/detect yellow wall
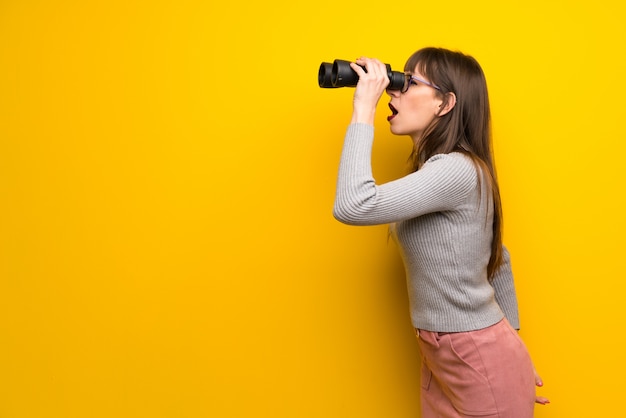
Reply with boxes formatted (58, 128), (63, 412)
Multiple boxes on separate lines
(1, 1), (624, 417)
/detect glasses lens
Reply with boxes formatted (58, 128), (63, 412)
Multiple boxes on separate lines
(402, 74), (410, 93)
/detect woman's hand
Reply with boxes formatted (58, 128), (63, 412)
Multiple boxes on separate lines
(533, 365), (550, 405)
(350, 57), (390, 125)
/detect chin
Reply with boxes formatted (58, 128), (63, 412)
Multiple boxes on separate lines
(389, 122), (421, 139)
(389, 124), (410, 137)
(388, 123), (404, 135)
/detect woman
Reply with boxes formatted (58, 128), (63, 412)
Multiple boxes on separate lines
(332, 47), (549, 417)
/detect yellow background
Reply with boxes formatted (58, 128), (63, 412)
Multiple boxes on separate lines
(1, 1), (624, 417)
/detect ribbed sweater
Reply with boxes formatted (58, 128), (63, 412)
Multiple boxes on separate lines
(333, 124), (519, 332)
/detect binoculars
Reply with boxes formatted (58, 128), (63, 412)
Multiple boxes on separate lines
(318, 59), (405, 90)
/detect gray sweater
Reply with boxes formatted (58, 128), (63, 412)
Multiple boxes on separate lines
(333, 124), (519, 332)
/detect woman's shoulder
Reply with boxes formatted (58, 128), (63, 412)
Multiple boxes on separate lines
(424, 152), (476, 175)
(417, 152), (479, 195)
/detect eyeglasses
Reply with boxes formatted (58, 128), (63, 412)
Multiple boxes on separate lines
(401, 74), (441, 94)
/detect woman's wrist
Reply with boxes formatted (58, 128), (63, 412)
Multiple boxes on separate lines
(350, 107), (376, 125)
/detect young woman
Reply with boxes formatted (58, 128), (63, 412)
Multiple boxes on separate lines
(333, 47), (549, 417)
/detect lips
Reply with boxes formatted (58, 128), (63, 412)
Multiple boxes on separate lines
(387, 103), (398, 122)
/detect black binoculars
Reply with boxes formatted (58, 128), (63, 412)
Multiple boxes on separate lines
(318, 59), (405, 90)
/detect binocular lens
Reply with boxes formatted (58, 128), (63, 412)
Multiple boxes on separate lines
(318, 59), (405, 91)
(318, 62), (336, 88)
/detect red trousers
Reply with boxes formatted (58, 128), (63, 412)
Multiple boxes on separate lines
(416, 319), (536, 417)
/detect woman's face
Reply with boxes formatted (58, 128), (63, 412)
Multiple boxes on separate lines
(386, 66), (443, 142)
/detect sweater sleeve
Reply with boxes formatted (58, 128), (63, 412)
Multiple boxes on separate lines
(490, 246), (520, 329)
(333, 123), (477, 226)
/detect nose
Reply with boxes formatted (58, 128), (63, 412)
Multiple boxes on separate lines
(386, 88), (400, 98)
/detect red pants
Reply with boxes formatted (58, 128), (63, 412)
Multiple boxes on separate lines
(416, 319), (536, 417)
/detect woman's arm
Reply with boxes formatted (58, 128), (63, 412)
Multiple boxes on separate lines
(490, 246), (520, 329)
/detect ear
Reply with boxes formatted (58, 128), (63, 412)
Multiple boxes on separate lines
(437, 92), (457, 117)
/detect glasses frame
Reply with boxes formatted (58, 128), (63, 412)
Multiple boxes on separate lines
(401, 74), (441, 94)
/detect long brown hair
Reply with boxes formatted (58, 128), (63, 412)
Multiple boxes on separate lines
(405, 47), (503, 279)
